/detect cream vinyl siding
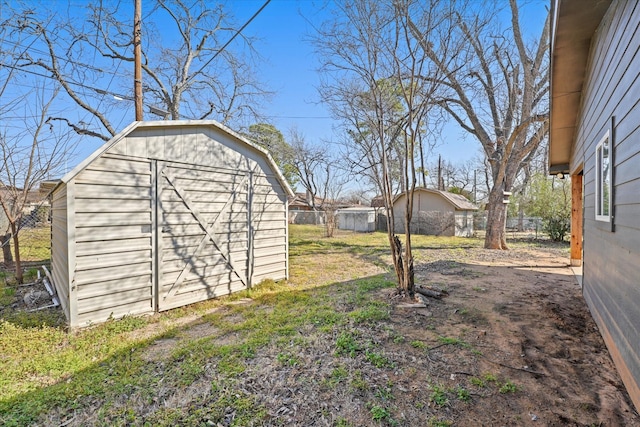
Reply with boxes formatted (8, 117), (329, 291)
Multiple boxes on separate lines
(50, 121), (292, 327)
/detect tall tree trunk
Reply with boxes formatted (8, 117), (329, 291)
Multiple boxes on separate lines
(485, 184), (509, 250)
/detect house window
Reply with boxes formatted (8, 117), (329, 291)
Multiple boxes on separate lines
(595, 130), (611, 222)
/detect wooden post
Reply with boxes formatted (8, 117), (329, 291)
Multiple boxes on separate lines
(571, 173), (583, 266)
(134, 0), (143, 121)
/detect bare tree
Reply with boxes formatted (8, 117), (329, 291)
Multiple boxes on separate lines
(5, 0), (269, 141)
(313, 0), (447, 297)
(289, 129), (346, 237)
(0, 86), (73, 283)
(405, 0), (550, 249)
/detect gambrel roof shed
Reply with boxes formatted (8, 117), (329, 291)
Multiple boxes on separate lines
(50, 121), (294, 327)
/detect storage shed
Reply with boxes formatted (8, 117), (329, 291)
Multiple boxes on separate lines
(49, 121), (294, 327)
(336, 207), (376, 232)
(392, 188), (478, 237)
(550, 0), (640, 410)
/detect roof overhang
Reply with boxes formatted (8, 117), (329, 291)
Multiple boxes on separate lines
(549, 0), (612, 174)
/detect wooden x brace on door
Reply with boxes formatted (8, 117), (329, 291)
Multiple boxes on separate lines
(161, 167), (249, 301)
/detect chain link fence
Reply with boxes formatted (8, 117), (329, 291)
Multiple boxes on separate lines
(473, 211), (545, 238)
(1, 201), (51, 265)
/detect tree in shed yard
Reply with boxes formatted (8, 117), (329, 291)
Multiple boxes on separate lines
(245, 123), (298, 190)
(313, 0), (448, 297)
(0, 86), (73, 283)
(404, 0), (550, 249)
(5, 0), (269, 141)
(289, 128), (347, 237)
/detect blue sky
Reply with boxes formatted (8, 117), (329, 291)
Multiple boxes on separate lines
(2, 0), (550, 189)
(232, 0), (549, 171)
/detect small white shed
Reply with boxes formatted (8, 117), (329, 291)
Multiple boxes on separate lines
(49, 121), (294, 327)
(336, 207), (376, 232)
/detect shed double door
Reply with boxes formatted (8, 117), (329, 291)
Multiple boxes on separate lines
(155, 161), (250, 311)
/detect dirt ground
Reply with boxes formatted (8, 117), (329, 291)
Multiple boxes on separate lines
(238, 243), (640, 426)
(388, 245), (640, 426)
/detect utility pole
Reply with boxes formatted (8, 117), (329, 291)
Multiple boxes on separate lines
(437, 155), (443, 191)
(134, 0), (143, 121)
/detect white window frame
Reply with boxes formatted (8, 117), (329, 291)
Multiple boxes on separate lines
(595, 130), (612, 222)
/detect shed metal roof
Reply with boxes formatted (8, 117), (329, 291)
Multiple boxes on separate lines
(393, 188), (478, 211)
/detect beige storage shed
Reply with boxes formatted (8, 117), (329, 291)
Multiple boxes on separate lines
(392, 188), (478, 237)
(49, 121), (293, 327)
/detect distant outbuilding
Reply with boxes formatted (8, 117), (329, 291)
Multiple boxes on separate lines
(336, 207), (376, 232)
(48, 121), (293, 327)
(391, 188), (478, 237)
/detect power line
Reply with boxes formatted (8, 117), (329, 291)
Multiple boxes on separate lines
(0, 61), (131, 100)
(267, 115), (331, 119)
(185, 0), (271, 85)
(2, 39), (130, 80)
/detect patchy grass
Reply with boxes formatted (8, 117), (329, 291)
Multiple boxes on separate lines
(0, 226), (404, 425)
(1, 224), (629, 427)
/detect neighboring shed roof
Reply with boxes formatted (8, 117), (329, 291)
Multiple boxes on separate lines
(54, 120), (294, 197)
(336, 207), (376, 213)
(393, 188), (478, 211)
(288, 192), (325, 210)
(549, 0), (612, 174)
(371, 196), (385, 208)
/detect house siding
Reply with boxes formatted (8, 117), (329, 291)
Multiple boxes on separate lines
(572, 0), (640, 406)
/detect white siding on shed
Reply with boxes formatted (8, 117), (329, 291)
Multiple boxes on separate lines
(50, 121), (292, 327)
(336, 208), (376, 232)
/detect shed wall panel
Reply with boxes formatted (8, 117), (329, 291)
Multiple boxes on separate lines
(76, 300), (153, 326)
(50, 185), (70, 321)
(71, 155), (154, 326)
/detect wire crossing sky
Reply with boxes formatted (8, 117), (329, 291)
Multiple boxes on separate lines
(1, 0), (549, 188)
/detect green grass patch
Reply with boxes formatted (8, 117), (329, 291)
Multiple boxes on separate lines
(410, 340), (427, 349)
(277, 352), (299, 367)
(349, 301), (391, 324)
(335, 417), (354, 427)
(456, 386), (471, 402)
(350, 370), (369, 392)
(369, 404), (394, 423)
(429, 384), (450, 407)
(436, 336), (470, 348)
(325, 365), (349, 388)
(499, 380), (518, 394)
(428, 419), (453, 427)
(335, 331), (361, 357)
(365, 350), (394, 368)
(0, 282), (16, 306)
